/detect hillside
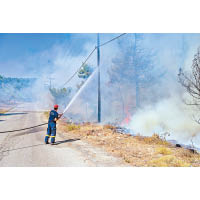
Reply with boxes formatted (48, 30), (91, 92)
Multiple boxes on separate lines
(0, 75), (36, 103)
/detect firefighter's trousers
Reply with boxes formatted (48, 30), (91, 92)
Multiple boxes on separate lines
(45, 122), (56, 144)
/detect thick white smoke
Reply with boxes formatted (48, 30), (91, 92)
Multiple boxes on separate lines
(127, 95), (200, 146)
(126, 34), (200, 148)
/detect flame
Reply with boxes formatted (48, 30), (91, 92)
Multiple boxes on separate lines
(121, 105), (131, 125)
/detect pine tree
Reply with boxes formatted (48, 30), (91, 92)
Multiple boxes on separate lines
(107, 34), (159, 121)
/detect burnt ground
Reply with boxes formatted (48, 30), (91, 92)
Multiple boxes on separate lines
(58, 121), (200, 167)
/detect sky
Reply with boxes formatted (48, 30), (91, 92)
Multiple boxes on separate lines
(0, 34), (68, 61)
(0, 33), (200, 80)
(0, 33), (96, 78)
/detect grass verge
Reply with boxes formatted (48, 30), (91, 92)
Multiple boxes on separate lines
(60, 122), (200, 166)
(43, 112), (200, 167)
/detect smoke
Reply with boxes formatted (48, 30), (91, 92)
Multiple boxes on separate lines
(126, 34), (200, 147)
(128, 95), (200, 145)
(2, 33), (200, 147)
(0, 34), (97, 111)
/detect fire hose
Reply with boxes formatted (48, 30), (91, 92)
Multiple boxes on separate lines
(0, 123), (48, 134)
(0, 113), (64, 134)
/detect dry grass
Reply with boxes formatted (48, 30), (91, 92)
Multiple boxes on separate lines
(0, 109), (8, 114)
(44, 111), (49, 119)
(58, 122), (200, 167)
(42, 113), (200, 167)
(64, 124), (80, 131)
(156, 147), (172, 155)
(135, 133), (169, 146)
(103, 124), (116, 130)
(149, 155), (190, 167)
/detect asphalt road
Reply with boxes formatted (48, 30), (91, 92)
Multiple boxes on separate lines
(0, 103), (128, 167)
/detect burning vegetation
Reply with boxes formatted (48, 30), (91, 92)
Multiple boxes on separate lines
(55, 118), (200, 167)
(42, 34), (200, 167)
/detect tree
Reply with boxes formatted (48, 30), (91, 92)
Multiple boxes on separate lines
(49, 87), (72, 105)
(179, 47), (200, 107)
(107, 34), (158, 121)
(78, 64), (93, 79)
(76, 63), (93, 91)
(0, 76), (36, 102)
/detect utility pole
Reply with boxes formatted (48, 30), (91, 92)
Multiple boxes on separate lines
(86, 102), (88, 122)
(134, 33), (139, 108)
(97, 33), (101, 123)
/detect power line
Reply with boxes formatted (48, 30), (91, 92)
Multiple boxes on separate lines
(62, 47), (97, 87)
(98, 33), (127, 47)
(61, 33), (127, 87)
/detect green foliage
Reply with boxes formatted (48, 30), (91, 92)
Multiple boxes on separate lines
(49, 87), (72, 103)
(50, 87), (71, 98)
(0, 76), (35, 89)
(0, 76), (36, 102)
(78, 64), (93, 79)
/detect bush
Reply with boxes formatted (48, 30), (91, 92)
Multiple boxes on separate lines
(49, 87), (72, 104)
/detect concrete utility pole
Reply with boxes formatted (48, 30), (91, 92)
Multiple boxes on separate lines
(97, 33), (101, 123)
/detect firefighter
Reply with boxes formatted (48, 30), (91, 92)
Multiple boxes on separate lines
(45, 104), (63, 145)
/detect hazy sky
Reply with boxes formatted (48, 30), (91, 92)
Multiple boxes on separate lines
(0, 33), (200, 79)
(0, 33), (96, 77)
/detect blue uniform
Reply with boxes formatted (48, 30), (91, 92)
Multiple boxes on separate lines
(45, 110), (59, 144)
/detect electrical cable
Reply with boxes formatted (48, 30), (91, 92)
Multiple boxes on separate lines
(61, 33), (127, 87)
(62, 47), (97, 87)
(0, 34), (127, 134)
(98, 33), (127, 47)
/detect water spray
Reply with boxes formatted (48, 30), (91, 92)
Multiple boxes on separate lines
(62, 68), (98, 115)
